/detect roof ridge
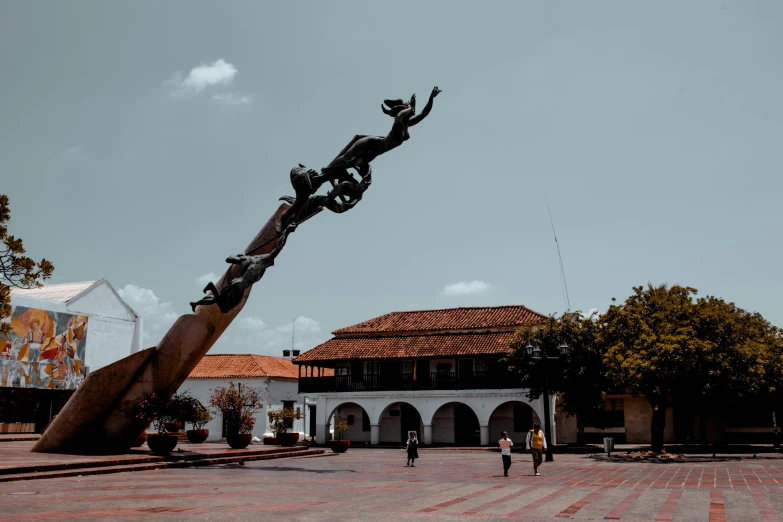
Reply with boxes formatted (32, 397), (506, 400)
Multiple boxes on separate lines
(32, 280), (98, 289)
(385, 304), (540, 315)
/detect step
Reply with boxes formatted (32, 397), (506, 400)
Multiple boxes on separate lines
(0, 449), (325, 483)
(0, 445), (311, 476)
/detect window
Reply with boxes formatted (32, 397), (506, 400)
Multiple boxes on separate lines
(474, 359), (489, 374)
(366, 361), (380, 375)
(401, 360), (414, 376)
(586, 399), (624, 428)
(336, 367), (349, 376)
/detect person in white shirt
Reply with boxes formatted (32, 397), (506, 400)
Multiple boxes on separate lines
(498, 431), (514, 476)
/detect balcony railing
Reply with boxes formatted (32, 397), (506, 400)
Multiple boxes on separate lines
(298, 371), (519, 394)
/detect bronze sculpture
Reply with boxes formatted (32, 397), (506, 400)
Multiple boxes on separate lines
(34, 86), (439, 454)
(192, 86), (440, 314)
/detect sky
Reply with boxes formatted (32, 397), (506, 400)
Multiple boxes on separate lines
(1, 1), (781, 356)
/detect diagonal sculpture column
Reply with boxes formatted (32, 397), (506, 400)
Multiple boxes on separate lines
(32, 204), (290, 454)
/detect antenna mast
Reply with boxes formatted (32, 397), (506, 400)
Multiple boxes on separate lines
(545, 193), (571, 312)
(291, 317), (296, 351)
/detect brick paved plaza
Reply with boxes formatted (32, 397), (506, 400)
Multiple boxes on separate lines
(2, 450), (783, 521)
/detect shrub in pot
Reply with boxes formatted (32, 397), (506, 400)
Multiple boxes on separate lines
(329, 418), (350, 453)
(209, 381), (265, 449)
(262, 436), (278, 445)
(268, 407), (302, 447)
(185, 400), (213, 443)
(134, 392), (178, 454)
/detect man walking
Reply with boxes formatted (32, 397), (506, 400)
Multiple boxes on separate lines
(525, 423), (547, 476)
(498, 431), (513, 476)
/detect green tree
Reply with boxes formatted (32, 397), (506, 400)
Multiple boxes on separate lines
(0, 194), (55, 337)
(505, 312), (606, 443)
(601, 284), (777, 451)
(687, 295), (778, 445)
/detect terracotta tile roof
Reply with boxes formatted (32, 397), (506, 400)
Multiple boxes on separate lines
(332, 305), (547, 336)
(294, 332), (516, 363)
(11, 281), (99, 303)
(188, 354), (315, 379)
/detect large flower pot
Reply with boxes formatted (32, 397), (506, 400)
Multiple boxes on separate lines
(329, 440), (350, 453)
(132, 431), (148, 448)
(186, 429), (209, 444)
(164, 422), (183, 433)
(226, 433), (253, 449)
(147, 433), (178, 454)
(276, 432), (300, 447)
(262, 437), (277, 445)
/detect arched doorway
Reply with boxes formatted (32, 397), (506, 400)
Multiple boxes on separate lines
(431, 402), (480, 446)
(488, 401), (541, 444)
(378, 402), (423, 444)
(328, 402), (372, 444)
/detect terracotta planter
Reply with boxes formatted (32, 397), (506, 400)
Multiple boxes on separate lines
(329, 440), (350, 453)
(262, 437), (278, 445)
(164, 422), (183, 433)
(132, 431), (148, 448)
(276, 432), (300, 447)
(226, 433), (253, 449)
(147, 433), (178, 454)
(186, 429), (209, 443)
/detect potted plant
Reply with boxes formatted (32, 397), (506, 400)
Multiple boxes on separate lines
(185, 400), (213, 443)
(209, 382), (264, 449)
(164, 392), (191, 433)
(329, 417), (350, 453)
(268, 407), (303, 446)
(134, 392), (178, 454)
(262, 435), (278, 445)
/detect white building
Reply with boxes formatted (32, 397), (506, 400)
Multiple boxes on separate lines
(8, 279), (143, 378)
(294, 306), (554, 447)
(179, 354), (320, 441)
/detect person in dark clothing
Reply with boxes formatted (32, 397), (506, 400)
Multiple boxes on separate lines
(406, 431), (419, 467)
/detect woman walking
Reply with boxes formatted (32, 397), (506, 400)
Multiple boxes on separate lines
(406, 431), (419, 467)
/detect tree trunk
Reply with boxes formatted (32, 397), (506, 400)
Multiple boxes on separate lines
(699, 414), (708, 447)
(650, 402), (667, 453)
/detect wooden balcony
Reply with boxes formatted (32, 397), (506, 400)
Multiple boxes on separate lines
(298, 371), (519, 394)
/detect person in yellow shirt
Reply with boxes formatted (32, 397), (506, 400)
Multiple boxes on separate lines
(525, 423), (547, 476)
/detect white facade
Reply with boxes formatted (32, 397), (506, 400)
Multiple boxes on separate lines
(178, 376), (312, 441)
(10, 279), (143, 373)
(310, 389), (555, 447)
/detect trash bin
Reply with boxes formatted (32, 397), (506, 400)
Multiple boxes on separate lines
(603, 437), (614, 456)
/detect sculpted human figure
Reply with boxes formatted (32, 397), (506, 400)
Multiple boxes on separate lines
(318, 86), (441, 183)
(190, 222), (297, 313)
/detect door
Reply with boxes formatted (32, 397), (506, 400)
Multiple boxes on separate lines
(458, 359), (474, 389)
(309, 405), (316, 439)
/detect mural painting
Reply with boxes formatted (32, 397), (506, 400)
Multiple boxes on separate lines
(0, 307), (88, 390)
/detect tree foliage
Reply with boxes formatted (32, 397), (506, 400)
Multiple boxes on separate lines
(0, 194), (54, 336)
(601, 284), (780, 450)
(505, 312), (606, 437)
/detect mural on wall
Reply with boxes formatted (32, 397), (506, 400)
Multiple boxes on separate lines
(0, 306), (88, 390)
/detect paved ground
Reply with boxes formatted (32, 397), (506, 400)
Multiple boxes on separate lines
(1, 450), (783, 521)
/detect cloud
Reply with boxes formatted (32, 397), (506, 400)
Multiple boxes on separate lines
(195, 272), (218, 287)
(166, 59), (238, 98)
(117, 284), (179, 346)
(211, 93), (252, 105)
(443, 280), (492, 296)
(116, 284), (325, 355)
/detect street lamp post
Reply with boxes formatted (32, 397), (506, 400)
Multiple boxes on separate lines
(526, 341), (571, 462)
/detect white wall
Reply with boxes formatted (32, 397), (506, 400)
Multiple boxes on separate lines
(178, 377), (309, 442)
(67, 282), (142, 369)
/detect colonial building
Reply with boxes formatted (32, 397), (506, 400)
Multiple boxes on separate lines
(180, 353), (329, 441)
(294, 306), (552, 446)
